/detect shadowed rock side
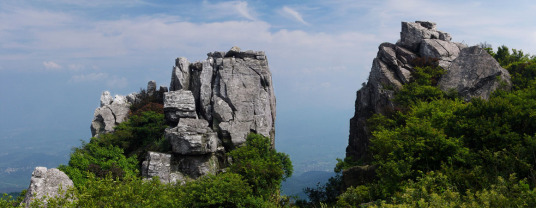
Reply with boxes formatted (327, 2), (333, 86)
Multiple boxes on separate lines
(142, 47), (276, 183)
(346, 21), (511, 170)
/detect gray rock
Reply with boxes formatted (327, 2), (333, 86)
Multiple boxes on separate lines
(163, 90), (197, 124)
(147, 80), (157, 96)
(170, 57), (190, 91)
(190, 58), (215, 121)
(113, 95), (127, 105)
(21, 167), (74, 207)
(126, 92), (138, 103)
(166, 118), (220, 155)
(141, 151), (221, 183)
(92, 48), (276, 186)
(141, 152), (171, 183)
(172, 154), (220, 179)
(398, 21), (451, 52)
(212, 54), (276, 147)
(100, 91), (113, 107)
(420, 39), (462, 68)
(439, 46), (512, 101)
(90, 102), (130, 137)
(159, 85), (168, 93)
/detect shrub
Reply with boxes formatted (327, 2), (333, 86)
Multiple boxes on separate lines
(228, 133), (293, 200)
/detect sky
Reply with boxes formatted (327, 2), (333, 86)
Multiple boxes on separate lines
(2, 0), (536, 181)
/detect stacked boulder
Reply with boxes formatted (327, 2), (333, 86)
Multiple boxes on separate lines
(345, 21), (511, 186)
(142, 47), (276, 183)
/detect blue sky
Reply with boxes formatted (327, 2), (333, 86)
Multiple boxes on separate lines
(1, 0), (536, 176)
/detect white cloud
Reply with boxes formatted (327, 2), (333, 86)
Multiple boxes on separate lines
(68, 64), (84, 71)
(234, 1), (256, 21)
(281, 6), (309, 25)
(202, 0), (257, 21)
(69, 72), (108, 82)
(43, 61), (62, 70)
(107, 76), (128, 89)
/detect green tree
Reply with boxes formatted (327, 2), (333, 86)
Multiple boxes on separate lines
(228, 133), (293, 200)
(58, 141), (138, 188)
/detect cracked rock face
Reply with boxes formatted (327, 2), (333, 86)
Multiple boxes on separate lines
(166, 118), (220, 155)
(347, 21), (511, 164)
(141, 47), (275, 183)
(164, 90), (197, 124)
(21, 167), (74, 206)
(166, 48), (276, 148)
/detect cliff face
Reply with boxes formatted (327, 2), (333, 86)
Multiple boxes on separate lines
(346, 21), (511, 163)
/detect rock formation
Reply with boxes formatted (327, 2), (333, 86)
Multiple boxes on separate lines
(140, 47), (276, 182)
(346, 21), (511, 179)
(90, 81), (168, 137)
(90, 91), (131, 137)
(21, 167), (74, 207)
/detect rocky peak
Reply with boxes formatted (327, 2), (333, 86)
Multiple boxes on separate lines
(90, 81), (168, 138)
(346, 21), (511, 167)
(143, 47), (276, 183)
(88, 47), (276, 183)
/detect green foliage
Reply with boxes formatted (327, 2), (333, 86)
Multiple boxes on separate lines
(0, 192), (21, 207)
(368, 173), (536, 208)
(58, 140), (138, 188)
(334, 157), (362, 174)
(92, 111), (169, 162)
(228, 133), (293, 201)
(16, 172), (276, 207)
(485, 45), (536, 91)
(325, 47), (536, 207)
(493, 45), (532, 67)
(129, 88), (164, 114)
(303, 174), (345, 206)
(394, 66), (446, 107)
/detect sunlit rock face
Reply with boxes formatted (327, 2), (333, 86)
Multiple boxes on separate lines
(141, 47), (276, 183)
(21, 167), (74, 207)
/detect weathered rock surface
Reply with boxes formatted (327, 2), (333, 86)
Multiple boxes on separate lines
(141, 152), (172, 183)
(90, 99), (130, 137)
(347, 21), (511, 166)
(21, 167), (74, 206)
(164, 47), (275, 147)
(164, 90), (197, 124)
(141, 47), (275, 183)
(439, 46), (511, 101)
(170, 57), (190, 91)
(147, 80), (157, 96)
(166, 118), (220, 155)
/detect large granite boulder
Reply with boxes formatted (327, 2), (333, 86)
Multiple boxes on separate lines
(439, 46), (511, 101)
(347, 21), (511, 165)
(21, 167), (74, 206)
